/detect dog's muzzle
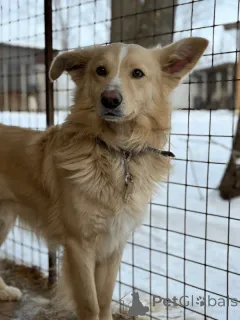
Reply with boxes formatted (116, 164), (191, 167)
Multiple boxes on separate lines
(99, 89), (124, 121)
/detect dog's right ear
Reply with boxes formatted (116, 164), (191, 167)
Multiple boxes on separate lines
(49, 49), (92, 81)
(152, 37), (208, 90)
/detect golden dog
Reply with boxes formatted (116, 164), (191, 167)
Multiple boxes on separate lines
(0, 37), (208, 319)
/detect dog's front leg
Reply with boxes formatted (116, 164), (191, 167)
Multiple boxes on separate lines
(65, 238), (99, 320)
(95, 251), (123, 320)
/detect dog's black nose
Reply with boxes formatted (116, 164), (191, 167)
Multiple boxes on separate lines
(101, 90), (122, 109)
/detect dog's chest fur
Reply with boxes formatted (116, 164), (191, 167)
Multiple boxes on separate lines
(97, 207), (144, 259)
(61, 144), (168, 259)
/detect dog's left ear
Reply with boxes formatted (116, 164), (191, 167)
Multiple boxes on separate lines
(49, 48), (92, 81)
(153, 37), (209, 88)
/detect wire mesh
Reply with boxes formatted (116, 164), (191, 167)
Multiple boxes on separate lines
(1, 0), (240, 319)
(0, 0), (49, 275)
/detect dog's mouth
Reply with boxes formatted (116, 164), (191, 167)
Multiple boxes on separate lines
(104, 111), (118, 117)
(101, 113), (124, 122)
(99, 108), (125, 122)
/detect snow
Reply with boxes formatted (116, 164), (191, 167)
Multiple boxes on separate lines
(1, 109), (240, 320)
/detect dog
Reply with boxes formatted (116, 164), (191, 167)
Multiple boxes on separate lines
(0, 37), (208, 319)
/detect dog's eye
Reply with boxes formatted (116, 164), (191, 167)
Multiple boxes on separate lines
(96, 66), (107, 76)
(132, 69), (145, 79)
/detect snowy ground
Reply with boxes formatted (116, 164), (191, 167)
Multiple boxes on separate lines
(1, 110), (240, 320)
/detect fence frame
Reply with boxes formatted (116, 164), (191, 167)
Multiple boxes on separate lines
(44, 0), (57, 287)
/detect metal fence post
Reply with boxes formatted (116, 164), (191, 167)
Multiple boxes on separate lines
(44, 0), (57, 287)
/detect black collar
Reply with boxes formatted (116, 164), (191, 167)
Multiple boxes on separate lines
(95, 137), (175, 159)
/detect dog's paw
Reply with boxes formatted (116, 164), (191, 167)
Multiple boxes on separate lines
(0, 285), (22, 301)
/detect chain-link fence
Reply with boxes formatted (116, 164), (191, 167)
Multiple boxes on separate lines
(1, 0), (240, 319)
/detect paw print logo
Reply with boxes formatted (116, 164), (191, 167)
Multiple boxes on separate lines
(196, 296), (205, 307)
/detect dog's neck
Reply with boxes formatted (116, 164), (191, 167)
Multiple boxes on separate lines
(100, 120), (165, 148)
(64, 108), (170, 153)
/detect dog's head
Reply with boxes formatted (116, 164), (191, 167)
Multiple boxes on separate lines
(50, 38), (208, 147)
(50, 38), (207, 122)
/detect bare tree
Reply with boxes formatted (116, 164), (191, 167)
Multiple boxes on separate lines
(219, 114), (240, 200)
(111, 0), (176, 48)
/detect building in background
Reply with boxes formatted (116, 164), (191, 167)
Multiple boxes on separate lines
(223, 22), (240, 112)
(0, 43), (58, 112)
(191, 62), (235, 110)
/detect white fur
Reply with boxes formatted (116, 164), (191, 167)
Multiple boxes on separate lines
(119, 44), (128, 63)
(0, 277), (22, 301)
(107, 44), (129, 90)
(96, 212), (143, 261)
